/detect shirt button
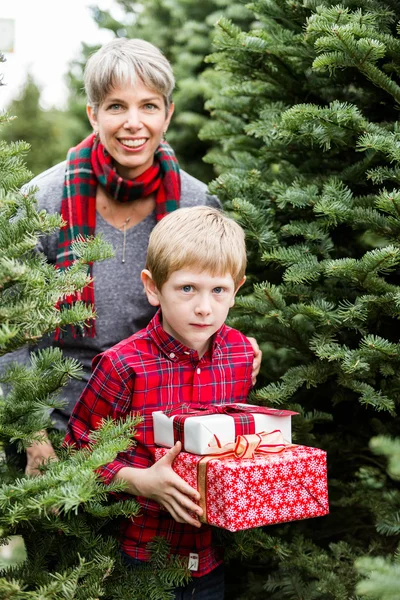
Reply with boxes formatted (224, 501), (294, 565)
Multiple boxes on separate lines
(197, 368), (201, 375)
(169, 352), (175, 359)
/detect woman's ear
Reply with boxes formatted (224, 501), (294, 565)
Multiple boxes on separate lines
(86, 104), (98, 131)
(164, 102), (175, 132)
(141, 269), (161, 307)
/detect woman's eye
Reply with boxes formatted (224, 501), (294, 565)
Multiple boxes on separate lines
(144, 103), (158, 111)
(107, 103), (122, 111)
(182, 285), (193, 293)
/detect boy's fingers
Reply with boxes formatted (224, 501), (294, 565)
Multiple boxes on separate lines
(165, 500), (202, 527)
(175, 479), (201, 503)
(169, 472), (200, 502)
(157, 442), (202, 504)
(161, 441), (181, 464)
(178, 493), (203, 516)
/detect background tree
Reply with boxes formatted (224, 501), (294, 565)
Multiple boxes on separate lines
(2, 74), (86, 176)
(199, 1), (400, 598)
(0, 52), (189, 598)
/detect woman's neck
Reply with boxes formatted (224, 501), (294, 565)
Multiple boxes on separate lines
(96, 186), (156, 231)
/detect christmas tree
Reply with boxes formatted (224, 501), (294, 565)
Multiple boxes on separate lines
(0, 54), (189, 599)
(200, 2), (400, 598)
(2, 73), (85, 176)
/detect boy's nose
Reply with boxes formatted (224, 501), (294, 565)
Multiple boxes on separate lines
(194, 295), (212, 316)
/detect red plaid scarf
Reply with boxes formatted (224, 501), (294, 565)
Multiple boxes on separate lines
(55, 133), (180, 339)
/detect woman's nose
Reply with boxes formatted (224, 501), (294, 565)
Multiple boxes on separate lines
(123, 109), (143, 130)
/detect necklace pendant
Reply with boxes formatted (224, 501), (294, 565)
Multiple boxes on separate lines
(122, 221), (127, 264)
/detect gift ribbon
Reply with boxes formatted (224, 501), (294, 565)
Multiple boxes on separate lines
(168, 403), (297, 449)
(196, 430), (292, 524)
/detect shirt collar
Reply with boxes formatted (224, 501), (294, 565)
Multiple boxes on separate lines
(147, 309), (228, 362)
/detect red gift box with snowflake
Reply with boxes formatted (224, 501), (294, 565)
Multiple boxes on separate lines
(154, 433), (329, 531)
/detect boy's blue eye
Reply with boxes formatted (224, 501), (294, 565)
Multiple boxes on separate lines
(213, 287), (224, 294)
(182, 285), (193, 293)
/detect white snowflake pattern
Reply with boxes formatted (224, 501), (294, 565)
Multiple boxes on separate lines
(218, 472), (235, 486)
(293, 504), (307, 518)
(236, 496), (250, 509)
(223, 506), (237, 520)
(296, 447), (310, 457)
(284, 489), (299, 504)
(293, 461), (305, 475)
(246, 508), (261, 524)
(260, 469), (274, 483)
(315, 479), (328, 492)
(313, 462), (326, 475)
(249, 467), (264, 482)
(302, 485), (314, 498)
(280, 463), (293, 477)
(262, 506), (278, 521)
(235, 479), (248, 493)
(303, 475), (315, 486)
(279, 506), (292, 520)
(224, 488), (237, 502)
(207, 485), (220, 502)
(270, 491), (284, 506)
(308, 459), (319, 471)
(287, 475), (301, 486)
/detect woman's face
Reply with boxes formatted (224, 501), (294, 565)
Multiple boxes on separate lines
(87, 79), (174, 180)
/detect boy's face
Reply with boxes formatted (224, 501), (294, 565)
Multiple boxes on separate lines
(142, 268), (245, 357)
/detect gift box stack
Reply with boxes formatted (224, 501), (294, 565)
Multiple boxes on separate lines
(153, 403), (329, 532)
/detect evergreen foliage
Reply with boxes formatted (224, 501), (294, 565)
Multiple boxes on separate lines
(200, 2), (400, 598)
(2, 74), (87, 176)
(0, 53), (189, 598)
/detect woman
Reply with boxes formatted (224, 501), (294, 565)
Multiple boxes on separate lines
(6, 38), (261, 472)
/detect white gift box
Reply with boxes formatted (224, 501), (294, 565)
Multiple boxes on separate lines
(152, 403), (296, 455)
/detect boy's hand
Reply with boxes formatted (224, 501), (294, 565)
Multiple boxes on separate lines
(114, 442), (203, 528)
(247, 336), (262, 386)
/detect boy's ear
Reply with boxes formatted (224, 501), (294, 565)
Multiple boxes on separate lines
(141, 269), (161, 307)
(230, 276), (246, 307)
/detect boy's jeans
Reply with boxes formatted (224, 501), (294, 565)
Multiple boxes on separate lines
(121, 553), (225, 600)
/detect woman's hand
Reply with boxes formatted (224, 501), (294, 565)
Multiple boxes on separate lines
(113, 442), (203, 528)
(247, 337), (262, 386)
(25, 431), (58, 476)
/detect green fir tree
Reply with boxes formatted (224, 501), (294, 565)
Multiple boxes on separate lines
(2, 74), (86, 176)
(355, 434), (400, 599)
(200, 2), (400, 598)
(0, 53), (189, 599)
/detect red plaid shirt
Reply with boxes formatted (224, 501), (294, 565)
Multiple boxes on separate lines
(65, 310), (253, 577)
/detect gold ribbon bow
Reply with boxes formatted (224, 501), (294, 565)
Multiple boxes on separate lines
(197, 430), (291, 523)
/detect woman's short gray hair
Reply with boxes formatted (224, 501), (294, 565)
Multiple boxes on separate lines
(84, 38), (175, 113)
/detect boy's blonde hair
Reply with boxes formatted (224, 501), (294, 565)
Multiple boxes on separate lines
(146, 206), (246, 289)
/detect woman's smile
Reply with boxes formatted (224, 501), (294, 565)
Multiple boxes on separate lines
(117, 137), (148, 150)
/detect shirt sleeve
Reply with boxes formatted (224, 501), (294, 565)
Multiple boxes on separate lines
(64, 352), (135, 484)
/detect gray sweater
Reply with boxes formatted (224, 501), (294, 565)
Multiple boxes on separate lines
(2, 162), (219, 429)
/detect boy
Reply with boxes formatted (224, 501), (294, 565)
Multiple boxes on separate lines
(65, 206), (254, 598)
